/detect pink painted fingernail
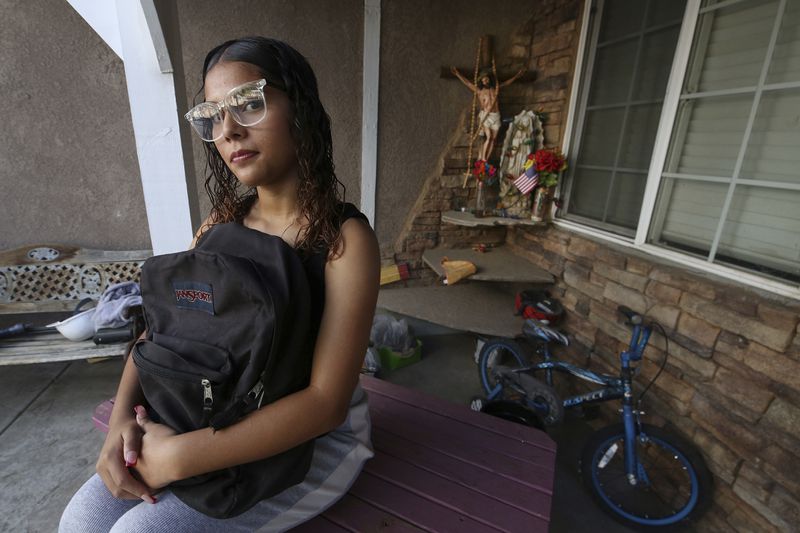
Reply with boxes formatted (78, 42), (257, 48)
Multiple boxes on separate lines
(125, 451), (137, 466)
(134, 405), (146, 417)
(141, 494), (156, 504)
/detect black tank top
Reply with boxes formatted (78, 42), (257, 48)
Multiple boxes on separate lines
(235, 200), (370, 342)
(298, 202), (369, 341)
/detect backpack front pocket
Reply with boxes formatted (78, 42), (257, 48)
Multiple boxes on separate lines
(133, 338), (233, 432)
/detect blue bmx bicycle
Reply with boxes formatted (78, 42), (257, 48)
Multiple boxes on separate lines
(473, 306), (712, 529)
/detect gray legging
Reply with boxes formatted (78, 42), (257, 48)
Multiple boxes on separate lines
(60, 384), (374, 533)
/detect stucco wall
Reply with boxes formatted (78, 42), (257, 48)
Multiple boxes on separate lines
(377, 0), (534, 245)
(0, 0), (149, 250)
(1, 0), (531, 253)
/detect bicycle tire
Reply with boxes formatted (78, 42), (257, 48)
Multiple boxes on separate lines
(580, 423), (712, 529)
(478, 399), (545, 430)
(477, 338), (527, 397)
(495, 365), (564, 426)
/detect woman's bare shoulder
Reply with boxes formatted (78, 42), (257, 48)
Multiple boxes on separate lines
(327, 215), (378, 267)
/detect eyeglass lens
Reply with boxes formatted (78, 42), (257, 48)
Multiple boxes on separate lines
(186, 81), (267, 142)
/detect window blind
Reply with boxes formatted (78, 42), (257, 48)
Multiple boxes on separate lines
(652, 0), (800, 281)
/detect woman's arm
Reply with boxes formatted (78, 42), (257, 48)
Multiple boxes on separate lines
(134, 216), (381, 485)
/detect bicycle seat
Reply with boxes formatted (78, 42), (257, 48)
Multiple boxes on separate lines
(522, 318), (569, 346)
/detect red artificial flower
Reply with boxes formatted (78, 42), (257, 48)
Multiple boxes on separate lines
(534, 149), (566, 173)
(473, 159), (498, 180)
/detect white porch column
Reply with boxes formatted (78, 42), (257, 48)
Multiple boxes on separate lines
(361, 0), (380, 228)
(68, 0), (196, 255)
(115, 0), (194, 254)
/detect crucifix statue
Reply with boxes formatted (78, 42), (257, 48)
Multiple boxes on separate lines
(442, 35), (535, 186)
(451, 64), (526, 161)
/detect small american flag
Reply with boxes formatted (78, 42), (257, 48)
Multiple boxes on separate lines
(513, 170), (539, 195)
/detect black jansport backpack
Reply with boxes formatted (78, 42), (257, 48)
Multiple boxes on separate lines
(133, 221), (315, 518)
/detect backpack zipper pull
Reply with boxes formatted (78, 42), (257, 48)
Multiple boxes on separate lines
(201, 378), (213, 413)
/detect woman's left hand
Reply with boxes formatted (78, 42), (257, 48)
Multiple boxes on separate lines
(129, 405), (179, 492)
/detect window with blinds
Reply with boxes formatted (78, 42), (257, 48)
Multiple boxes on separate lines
(564, 0), (686, 234)
(649, 0), (800, 283)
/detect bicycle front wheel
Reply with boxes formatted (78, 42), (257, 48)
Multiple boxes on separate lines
(477, 338), (527, 397)
(580, 423), (712, 529)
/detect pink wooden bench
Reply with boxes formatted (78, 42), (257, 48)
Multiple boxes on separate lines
(93, 375), (556, 531)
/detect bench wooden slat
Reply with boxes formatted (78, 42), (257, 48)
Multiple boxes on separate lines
(308, 494), (428, 532)
(371, 422), (553, 496)
(0, 301), (88, 314)
(368, 392), (555, 473)
(363, 451), (550, 531)
(0, 244), (151, 266)
(348, 471), (502, 532)
(0, 342), (127, 365)
(0, 332), (120, 349)
(365, 373), (556, 453)
(371, 427), (552, 520)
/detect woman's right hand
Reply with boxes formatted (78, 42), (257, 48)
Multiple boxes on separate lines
(96, 414), (156, 504)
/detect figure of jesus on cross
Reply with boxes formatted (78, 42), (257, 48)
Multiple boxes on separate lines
(451, 65), (526, 161)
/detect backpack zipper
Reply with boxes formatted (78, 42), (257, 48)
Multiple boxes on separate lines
(133, 345), (219, 427)
(202, 378), (213, 412)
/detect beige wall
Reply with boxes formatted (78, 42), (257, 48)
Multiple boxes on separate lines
(0, 0), (149, 250)
(375, 0), (535, 244)
(1, 0), (530, 251)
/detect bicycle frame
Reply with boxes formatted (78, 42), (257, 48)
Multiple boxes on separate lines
(619, 322), (652, 483)
(485, 356), (625, 407)
(486, 320), (654, 484)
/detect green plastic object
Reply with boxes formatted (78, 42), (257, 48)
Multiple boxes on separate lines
(377, 339), (423, 371)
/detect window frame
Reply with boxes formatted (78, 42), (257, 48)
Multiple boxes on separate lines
(562, 0), (685, 235)
(559, 0), (800, 299)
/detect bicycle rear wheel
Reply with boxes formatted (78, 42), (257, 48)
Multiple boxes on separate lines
(495, 365), (564, 426)
(580, 423), (712, 529)
(477, 338), (527, 397)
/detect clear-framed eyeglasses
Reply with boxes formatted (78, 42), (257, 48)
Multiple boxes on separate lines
(184, 78), (267, 142)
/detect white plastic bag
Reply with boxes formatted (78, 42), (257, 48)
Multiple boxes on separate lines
(370, 314), (416, 354)
(361, 345), (381, 376)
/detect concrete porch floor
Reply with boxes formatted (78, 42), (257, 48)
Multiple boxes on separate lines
(0, 312), (632, 533)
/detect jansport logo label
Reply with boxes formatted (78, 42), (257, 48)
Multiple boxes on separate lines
(172, 281), (215, 315)
(175, 289), (212, 303)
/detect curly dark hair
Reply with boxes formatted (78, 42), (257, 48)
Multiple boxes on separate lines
(192, 36), (348, 259)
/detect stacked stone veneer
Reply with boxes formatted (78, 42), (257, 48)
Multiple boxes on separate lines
(507, 226), (800, 532)
(387, 0), (800, 530)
